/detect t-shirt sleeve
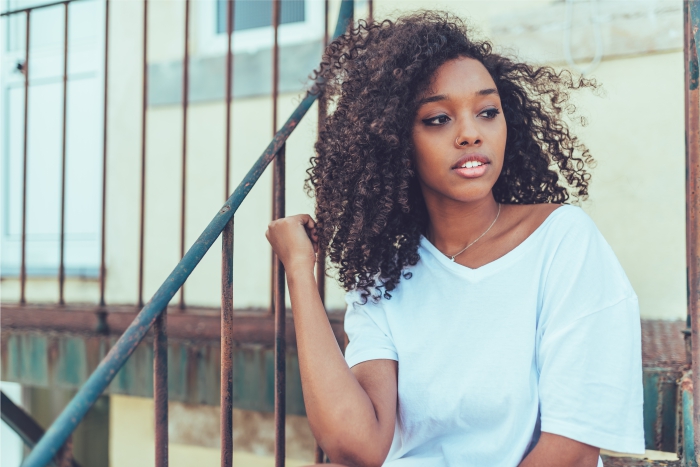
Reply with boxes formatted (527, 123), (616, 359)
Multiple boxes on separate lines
(343, 289), (398, 368)
(537, 207), (645, 454)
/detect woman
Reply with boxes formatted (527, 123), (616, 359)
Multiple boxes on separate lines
(265, 11), (644, 467)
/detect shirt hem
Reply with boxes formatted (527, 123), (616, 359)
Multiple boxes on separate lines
(345, 349), (399, 369)
(541, 417), (645, 455)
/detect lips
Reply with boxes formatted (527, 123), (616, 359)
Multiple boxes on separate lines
(452, 154), (491, 179)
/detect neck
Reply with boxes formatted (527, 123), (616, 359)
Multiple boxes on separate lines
(424, 193), (500, 256)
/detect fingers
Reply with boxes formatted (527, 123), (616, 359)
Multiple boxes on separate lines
(299, 213), (317, 230)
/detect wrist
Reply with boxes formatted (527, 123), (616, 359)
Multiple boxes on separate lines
(285, 262), (316, 284)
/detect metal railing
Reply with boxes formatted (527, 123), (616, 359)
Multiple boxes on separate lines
(5, 0), (700, 466)
(0, 0), (362, 465)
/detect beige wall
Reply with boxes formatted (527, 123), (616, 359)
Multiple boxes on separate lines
(109, 395), (315, 467)
(1, 0), (687, 319)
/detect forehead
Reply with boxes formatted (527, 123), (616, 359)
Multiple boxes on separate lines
(425, 57), (496, 96)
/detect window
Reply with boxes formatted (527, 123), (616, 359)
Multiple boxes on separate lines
(215, 0), (306, 34)
(0, 0), (104, 277)
(197, 0), (325, 56)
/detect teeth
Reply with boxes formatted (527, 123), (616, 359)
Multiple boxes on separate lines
(461, 161), (483, 169)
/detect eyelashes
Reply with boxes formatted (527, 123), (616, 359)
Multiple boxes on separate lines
(422, 115), (451, 125)
(421, 108), (501, 126)
(481, 108), (501, 119)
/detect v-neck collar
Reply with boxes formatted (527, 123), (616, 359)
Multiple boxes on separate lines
(419, 205), (570, 279)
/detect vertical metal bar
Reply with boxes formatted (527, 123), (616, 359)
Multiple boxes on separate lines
(179, 0), (190, 310)
(271, 3), (285, 464)
(270, 0), (281, 317)
(58, 1), (69, 305)
(323, 0), (328, 48)
(99, 0), (110, 307)
(154, 310), (168, 467)
(138, 0), (148, 308)
(314, 3), (329, 462)
(224, 0), (234, 200)
(220, 216), (234, 467)
(273, 144), (286, 467)
(313, 244), (326, 467)
(19, 10), (30, 305)
(686, 0), (700, 462)
(368, 0), (373, 22)
(221, 4), (235, 463)
(272, 0), (279, 133)
(685, 0), (693, 368)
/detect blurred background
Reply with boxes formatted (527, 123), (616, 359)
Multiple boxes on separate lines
(0, 0), (686, 465)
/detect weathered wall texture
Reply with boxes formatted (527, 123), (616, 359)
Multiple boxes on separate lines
(110, 395), (315, 466)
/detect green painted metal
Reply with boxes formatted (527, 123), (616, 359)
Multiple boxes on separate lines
(1, 330), (308, 415)
(644, 369), (681, 452)
(680, 371), (697, 467)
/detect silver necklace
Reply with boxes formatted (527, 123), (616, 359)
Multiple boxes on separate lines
(446, 203), (501, 262)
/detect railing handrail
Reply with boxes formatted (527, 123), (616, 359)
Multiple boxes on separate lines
(19, 2), (354, 466)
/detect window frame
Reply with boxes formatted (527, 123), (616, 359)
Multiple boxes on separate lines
(197, 0), (325, 56)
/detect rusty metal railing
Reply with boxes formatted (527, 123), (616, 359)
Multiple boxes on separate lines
(2, 0), (359, 466)
(686, 2), (700, 465)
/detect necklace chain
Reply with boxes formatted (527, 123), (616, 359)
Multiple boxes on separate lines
(446, 203), (501, 262)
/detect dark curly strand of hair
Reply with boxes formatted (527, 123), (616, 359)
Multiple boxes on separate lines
(305, 11), (597, 302)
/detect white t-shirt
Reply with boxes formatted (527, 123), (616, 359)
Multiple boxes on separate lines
(343, 205), (645, 467)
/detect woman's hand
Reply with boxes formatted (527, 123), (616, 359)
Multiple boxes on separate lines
(265, 214), (319, 274)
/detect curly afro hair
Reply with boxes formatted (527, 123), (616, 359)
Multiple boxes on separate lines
(305, 11), (597, 302)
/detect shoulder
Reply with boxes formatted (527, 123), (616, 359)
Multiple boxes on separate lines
(536, 205), (637, 312)
(499, 203), (597, 252)
(505, 203), (592, 233)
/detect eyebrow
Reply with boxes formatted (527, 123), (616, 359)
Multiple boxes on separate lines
(417, 88), (499, 106)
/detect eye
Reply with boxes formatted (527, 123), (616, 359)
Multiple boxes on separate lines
(480, 108), (501, 119)
(422, 114), (451, 126)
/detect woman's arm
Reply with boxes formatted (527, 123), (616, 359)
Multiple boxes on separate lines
(266, 214), (397, 467)
(518, 432), (599, 467)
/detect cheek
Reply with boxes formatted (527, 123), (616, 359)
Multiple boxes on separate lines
(412, 135), (442, 179)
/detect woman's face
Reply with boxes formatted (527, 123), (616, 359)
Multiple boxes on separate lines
(411, 57), (507, 206)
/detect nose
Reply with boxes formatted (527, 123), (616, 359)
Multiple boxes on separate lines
(454, 118), (482, 148)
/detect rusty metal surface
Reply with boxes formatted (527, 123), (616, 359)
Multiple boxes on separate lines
(99, 0), (109, 307)
(313, 26), (328, 459)
(600, 457), (680, 467)
(324, 0), (329, 47)
(273, 145), (287, 467)
(20, 10), (30, 304)
(272, 1), (285, 464)
(686, 1), (700, 463)
(58, 2), (69, 305)
(138, 0), (148, 308)
(179, 0), (190, 310)
(220, 5), (235, 464)
(0, 304), (346, 348)
(224, 0), (234, 200)
(154, 312), (168, 467)
(220, 218), (234, 467)
(642, 320), (688, 371)
(270, 0), (281, 316)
